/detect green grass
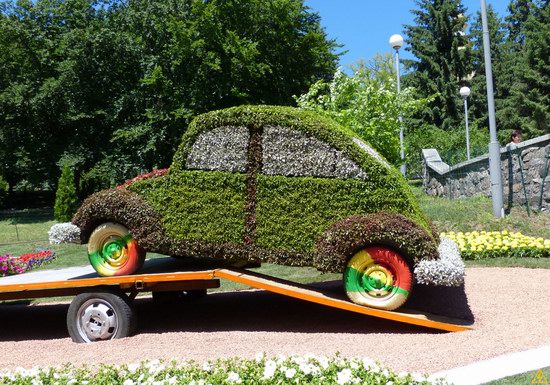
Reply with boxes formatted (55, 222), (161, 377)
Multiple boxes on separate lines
(482, 367), (549, 385)
(413, 186), (550, 239)
(413, 185), (550, 268)
(0, 209), (55, 244)
(465, 258), (550, 269)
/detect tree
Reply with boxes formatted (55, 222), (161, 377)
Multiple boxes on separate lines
(296, 58), (427, 165)
(403, 0), (472, 131)
(496, 0), (537, 136)
(509, 1), (549, 137)
(54, 165), (79, 222)
(0, 0), (340, 194)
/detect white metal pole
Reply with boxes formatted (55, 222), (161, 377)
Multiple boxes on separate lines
(464, 98), (470, 160)
(481, 0), (504, 218)
(395, 49), (406, 176)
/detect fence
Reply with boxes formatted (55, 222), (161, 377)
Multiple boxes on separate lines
(0, 209), (53, 245)
(422, 134), (550, 212)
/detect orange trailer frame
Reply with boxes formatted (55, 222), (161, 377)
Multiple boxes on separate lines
(0, 259), (472, 341)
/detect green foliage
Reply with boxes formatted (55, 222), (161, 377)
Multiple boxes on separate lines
(54, 165), (78, 222)
(74, 105), (437, 272)
(403, 0), (471, 131)
(0, 175), (8, 208)
(172, 105), (391, 175)
(0, 0), (339, 192)
(509, 1), (549, 137)
(132, 171), (247, 244)
(256, 175), (432, 255)
(72, 189), (167, 253)
(406, 125), (489, 175)
(295, 65), (428, 165)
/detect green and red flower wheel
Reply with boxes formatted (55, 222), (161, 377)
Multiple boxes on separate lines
(88, 223), (145, 277)
(343, 246), (412, 310)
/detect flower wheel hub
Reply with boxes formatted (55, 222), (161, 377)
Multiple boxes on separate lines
(101, 239), (128, 266)
(361, 264), (394, 297)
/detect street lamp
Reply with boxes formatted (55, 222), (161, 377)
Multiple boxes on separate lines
(460, 86), (471, 160)
(389, 34), (406, 176)
(481, 0), (504, 218)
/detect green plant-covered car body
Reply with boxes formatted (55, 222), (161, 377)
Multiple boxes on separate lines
(73, 105), (450, 310)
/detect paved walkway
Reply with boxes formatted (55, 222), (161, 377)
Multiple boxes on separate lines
(430, 344), (550, 385)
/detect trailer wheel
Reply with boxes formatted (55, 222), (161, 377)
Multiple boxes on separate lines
(343, 246), (412, 310)
(88, 222), (145, 276)
(67, 292), (136, 343)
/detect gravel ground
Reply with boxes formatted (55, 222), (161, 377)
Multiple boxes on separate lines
(1, 267), (549, 374)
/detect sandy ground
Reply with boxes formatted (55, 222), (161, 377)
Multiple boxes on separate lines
(1, 267), (549, 374)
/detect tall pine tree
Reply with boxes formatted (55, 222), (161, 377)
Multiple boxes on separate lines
(510, 1), (549, 137)
(497, 0), (536, 136)
(403, 0), (472, 131)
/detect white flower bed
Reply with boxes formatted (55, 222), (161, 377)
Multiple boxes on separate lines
(48, 222), (81, 244)
(414, 237), (465, 286)
(0, 355), (441, 385)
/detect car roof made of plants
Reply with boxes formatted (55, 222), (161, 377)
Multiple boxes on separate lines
(171, 105), (392, 177)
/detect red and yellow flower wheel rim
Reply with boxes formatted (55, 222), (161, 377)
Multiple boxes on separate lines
(88, 223), (145, 277)
(344, 246), (412, 310)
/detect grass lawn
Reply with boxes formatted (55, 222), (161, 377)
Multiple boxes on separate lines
(483, 367), (549, 385)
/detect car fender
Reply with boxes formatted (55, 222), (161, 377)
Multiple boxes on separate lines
(314, 212), (439, 273)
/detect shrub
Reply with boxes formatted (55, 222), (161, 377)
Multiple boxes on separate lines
(0, 175), (8, 208)
(48, 222), (81, 244)
(54, 165), (78, 222)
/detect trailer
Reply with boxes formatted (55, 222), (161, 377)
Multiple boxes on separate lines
(0, 258), (472, 342)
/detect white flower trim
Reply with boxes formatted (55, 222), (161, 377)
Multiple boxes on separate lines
(186, 126), (249, 172)
(414, 237), (465, 286)
(263, 126), (367, 180)
(48, 222), (81, 244)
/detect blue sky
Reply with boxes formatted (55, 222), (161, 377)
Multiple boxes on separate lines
(305, 0), (509, 68)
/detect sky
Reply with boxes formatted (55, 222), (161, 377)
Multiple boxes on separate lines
(305, 0), (510, 69)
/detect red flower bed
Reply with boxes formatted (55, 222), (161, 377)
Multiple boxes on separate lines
(0, 250), (56, 277)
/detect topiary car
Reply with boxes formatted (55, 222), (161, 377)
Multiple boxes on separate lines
(73, 105), (461, 310)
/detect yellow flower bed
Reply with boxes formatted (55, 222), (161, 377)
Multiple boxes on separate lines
(441, 230), (550, 259)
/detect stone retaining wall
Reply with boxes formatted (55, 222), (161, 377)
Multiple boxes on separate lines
(422, 134), (550, 210)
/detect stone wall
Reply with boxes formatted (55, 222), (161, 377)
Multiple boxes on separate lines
(422, 134), (550, 210)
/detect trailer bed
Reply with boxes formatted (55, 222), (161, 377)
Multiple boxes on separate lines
(0, 258), (472, 334)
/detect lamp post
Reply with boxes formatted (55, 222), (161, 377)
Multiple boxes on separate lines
(389, 34), (406, 176)
(460, 86), (471, 160)
(481, 0), (504, 218)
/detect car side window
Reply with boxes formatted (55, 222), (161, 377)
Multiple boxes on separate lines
(185, 126), (249, 172)
(262, 125), (366, 179)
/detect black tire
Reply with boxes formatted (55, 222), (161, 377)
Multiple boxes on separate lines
(67, 292), (136, 343)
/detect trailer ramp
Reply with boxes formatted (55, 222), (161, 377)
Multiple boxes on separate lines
(213, 268), (472, 333)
